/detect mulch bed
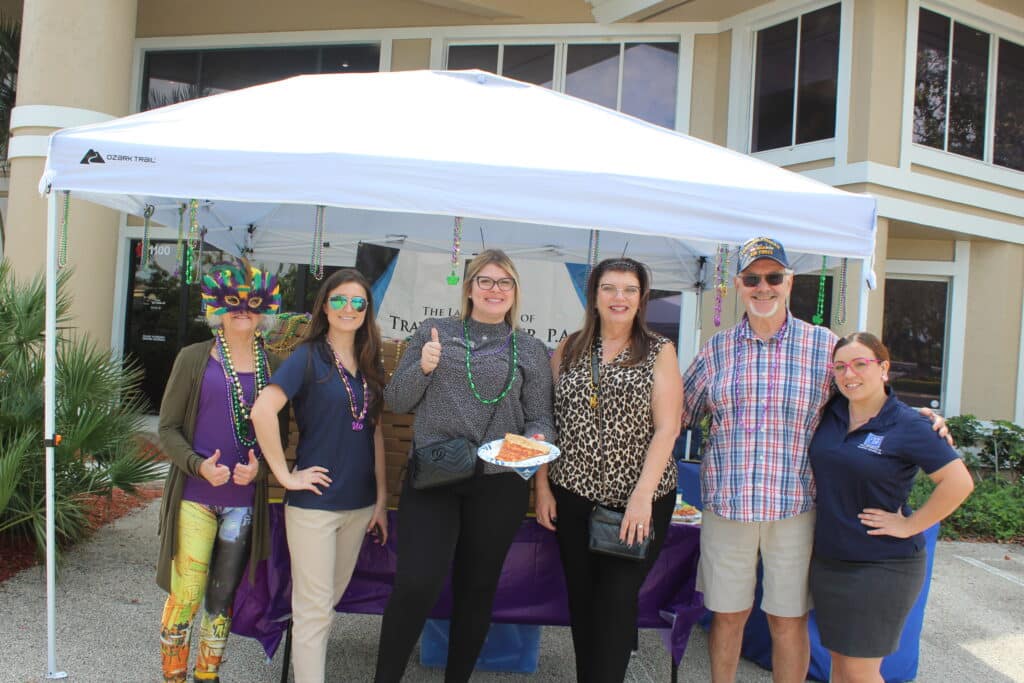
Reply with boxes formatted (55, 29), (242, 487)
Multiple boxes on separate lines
(0, 485), (163, 584)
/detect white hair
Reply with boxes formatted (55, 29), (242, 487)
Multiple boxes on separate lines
(206, 311), (279, 334)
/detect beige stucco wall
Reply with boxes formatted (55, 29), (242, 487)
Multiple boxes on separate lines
(961, 241), (1024, 419)
(391, 38), (431, 72)
(888, 237), (955, 261)
(846, 0), (906, 166)
(5, 0), (137, 345)
(979, 0), (1024, 19)
(689, 31), (730, 145)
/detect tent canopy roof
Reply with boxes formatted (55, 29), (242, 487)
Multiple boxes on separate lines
(42, 69), (876, 289)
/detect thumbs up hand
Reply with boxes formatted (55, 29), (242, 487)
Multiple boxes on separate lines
(421, 327), (442, 375)
(199, 450), (231, 487)
(232, 449), (260, 486)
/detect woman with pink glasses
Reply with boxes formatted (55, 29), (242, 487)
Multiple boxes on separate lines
(808, 332), (972, 683)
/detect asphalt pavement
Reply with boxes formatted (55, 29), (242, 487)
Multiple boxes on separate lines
(1, 500), (1021, 682)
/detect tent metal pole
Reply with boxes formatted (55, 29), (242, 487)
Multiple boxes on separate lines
(44, 189), (68, 680)
(857, 267), (870, 331)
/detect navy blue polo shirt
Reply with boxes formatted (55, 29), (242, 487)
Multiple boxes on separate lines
(809, 390), (959, 561)
(270, 343), (376, 512)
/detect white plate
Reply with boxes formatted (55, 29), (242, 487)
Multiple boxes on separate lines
(477, 438), (561, 469)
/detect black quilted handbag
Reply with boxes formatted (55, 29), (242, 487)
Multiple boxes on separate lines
(410, 437), (478, 490)
(588, 504), (652, 560)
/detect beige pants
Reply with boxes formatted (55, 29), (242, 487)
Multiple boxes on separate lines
(284, 503), (375, 683)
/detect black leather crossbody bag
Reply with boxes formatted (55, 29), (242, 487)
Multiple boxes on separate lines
(586, 346), (652, 561)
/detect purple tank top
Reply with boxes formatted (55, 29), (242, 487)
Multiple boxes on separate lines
(182, 356), (258, 508)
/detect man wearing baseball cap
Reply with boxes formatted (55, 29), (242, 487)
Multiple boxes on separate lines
(681, 237), (944, 682)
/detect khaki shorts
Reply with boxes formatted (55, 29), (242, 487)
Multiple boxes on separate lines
(696, 508), (815, 617)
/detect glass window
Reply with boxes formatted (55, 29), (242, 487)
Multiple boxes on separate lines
(200, 47), (319, 96)
(913, 9), (1024, 171)
(948, 23), (989, 159)
(622, 42), (679, 128)
(994, 39), (1024, 171)
(752, 3), (840, 153)
(646, 291), (681, 348)
(447, 44), (499, 73)
(566, 44), (620, 110)
(143, 51), (200, 110)
(913, 8), (950, 149)
(320, 45), (382, 74)
(795, 4), (840, 144)
(883, 278), (949, 410)
(503, 45), (555, 87)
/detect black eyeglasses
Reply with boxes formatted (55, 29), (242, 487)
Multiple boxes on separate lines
(740, 272), (787, 287)
(328, 295), (367, 312)
(473, 276), (516, 292)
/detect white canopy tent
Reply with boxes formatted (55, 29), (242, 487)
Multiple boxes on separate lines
(38, 69), (876, 677)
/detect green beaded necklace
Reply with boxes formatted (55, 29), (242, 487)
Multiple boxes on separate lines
(215, 328), (270, 449)
(463, 319), (518, 405)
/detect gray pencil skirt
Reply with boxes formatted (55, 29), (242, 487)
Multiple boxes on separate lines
(809, 550), (927, 658)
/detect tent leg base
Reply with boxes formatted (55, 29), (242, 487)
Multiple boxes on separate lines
(45, 672), (68, 680)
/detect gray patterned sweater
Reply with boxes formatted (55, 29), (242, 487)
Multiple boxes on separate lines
(384, 316), (556, 475)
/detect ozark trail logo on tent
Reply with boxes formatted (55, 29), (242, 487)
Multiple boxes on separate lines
(858, 433), (885, 454)
(80, 149), (105, 164)
(80, 149), (156, 165)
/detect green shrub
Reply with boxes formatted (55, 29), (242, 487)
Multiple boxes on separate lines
(910, 474), (1024, 542)
(0, 261), (163, 561)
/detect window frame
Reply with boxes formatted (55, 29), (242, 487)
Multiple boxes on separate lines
(902, 0), (1024, 188)
(727, 0), (853, 167)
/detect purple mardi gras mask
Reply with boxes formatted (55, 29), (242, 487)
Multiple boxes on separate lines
(201, 259), (281, 317)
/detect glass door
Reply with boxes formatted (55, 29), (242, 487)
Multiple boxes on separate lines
(882, 277), (950, 409)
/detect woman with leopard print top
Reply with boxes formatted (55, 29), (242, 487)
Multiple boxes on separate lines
(535, 257), (683, 683)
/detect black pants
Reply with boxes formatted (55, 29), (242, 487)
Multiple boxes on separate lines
(552, 484), (675, 683)
(374, 471), (529, 683)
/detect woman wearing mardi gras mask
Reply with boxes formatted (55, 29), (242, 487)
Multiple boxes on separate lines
(157, 260), (288, 683)
(251, 268), (389, 683)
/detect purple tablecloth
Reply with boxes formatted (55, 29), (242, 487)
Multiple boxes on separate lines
(231, 506), (704, 664)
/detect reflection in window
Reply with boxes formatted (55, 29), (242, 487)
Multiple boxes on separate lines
(752, 3), (840, 152)
(503, 45), (555, 87)
(142, 44), (380, 110)
(913, 8), (1024, 171)
(914, 9), (950, 150)
(948, 23), (989, 160)
(622, 42), (678, 129)
(995, 39), (1024, 171)
(883, 279), (948, 409)
(566, 44), (620, 110)
(447, 44), (499, 73)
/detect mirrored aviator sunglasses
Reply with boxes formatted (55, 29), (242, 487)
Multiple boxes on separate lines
(328, 295), (367, 312)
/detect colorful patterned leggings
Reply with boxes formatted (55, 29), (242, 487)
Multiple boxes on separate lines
(160, 501), (253, 683)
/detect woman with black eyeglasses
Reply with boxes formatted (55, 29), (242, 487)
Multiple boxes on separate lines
(374, 249), (555, 683)
(251, 269), (388, 683)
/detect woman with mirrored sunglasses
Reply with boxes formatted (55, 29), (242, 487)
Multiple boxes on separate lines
(251, 268), (388, 683)
(808, 332), (972, 683)
(374, 249), (555, 683)
(157, 260), (288, 683)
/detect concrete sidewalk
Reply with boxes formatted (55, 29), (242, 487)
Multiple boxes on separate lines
(1, 500), (1021, 682)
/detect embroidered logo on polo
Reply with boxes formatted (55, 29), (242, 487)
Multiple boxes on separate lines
(858, 432), (885, 454)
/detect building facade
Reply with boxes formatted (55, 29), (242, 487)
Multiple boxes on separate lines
(2, 0), (1022, 419)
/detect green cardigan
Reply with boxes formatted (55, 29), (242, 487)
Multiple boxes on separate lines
(155, 339), (289, 593)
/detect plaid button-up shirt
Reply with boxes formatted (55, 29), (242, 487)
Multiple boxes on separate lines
(682, 314), (837, 522)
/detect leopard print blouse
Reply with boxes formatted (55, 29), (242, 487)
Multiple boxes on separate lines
(549, 334), (677, 507)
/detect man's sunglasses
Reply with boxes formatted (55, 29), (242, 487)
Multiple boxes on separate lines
(740, 272), (787, 287)
(328, 295), (367, 312)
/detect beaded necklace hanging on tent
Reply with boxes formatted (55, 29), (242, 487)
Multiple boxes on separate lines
(57, 191), (71, 269)
(835, 258), (848, 325)
(713, 244), (729, 327)
(812, 256), (828, 325)
(184, 199), (202, 284)
(327, 338), (369, 431)
(463, 318), (518, 405)
(310, 205), (326, 281)
(214, 328), (270, 449)
(447, 217), (463, 285)
(173, 204), (186, 277)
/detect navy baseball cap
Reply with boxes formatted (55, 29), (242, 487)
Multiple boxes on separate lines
(736, 237), (790, 273)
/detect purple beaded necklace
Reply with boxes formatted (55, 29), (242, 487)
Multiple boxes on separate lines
(326, 339), (369, 431)
(732, 317), (786, 435)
